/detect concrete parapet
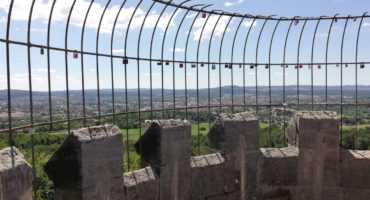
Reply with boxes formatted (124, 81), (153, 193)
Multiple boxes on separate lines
(135, 119), (192, 200)
(44, 125), (123, 200)
(209, 112), (260, 199)
(124, 166), (159, 200)
(0, 147), (33, 200)
(191, 153), (225, 199)
(41, 111), (370, 200)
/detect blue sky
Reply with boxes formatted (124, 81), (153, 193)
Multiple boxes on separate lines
(0, 0), (369, 91)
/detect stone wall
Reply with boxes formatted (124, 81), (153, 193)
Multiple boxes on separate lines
(0, 147), (33, 200)
(41, 111), (370, 200)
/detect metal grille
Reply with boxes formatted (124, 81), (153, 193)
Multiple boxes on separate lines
(0, 0), (369, 198)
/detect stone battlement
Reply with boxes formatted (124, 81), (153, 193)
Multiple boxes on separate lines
(3, 111), (370, 200)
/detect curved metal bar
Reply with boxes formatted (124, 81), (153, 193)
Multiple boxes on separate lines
(354, 12), (367, 150)
(218, 14), (234, 113)
(230, 17), (245, 113)
(160, 1), (183, 119)
(149, 1), (172, 119)
(81, 0), (95, 127)
(124, 0), (143, 171)
(340, 16), (350, 146)
(296, 18), (308, 111)
(137, 0), (157, 168)
(27, 0), (36, 128)
(5, 0), (15, 145)
(310, 17), (323, 111)
(153, 0), (369, 21)
(64, 0), (78, 133)
(95, 0), (112, 125)
(46, 0), (57, 131)
(268, 18), (283, 147)
(110, 0), (127, 125)
(255, 16), (273, 114)
(184, 4), (212, 119)
(195, 7), (213, 155)
(207, 12), (224, 135)
(242, 18), (257, 111)
(282, 20), (295, 145)
(172, 4), (204, 119)
(26, 0), (36, 198)
(325, 14), (340, 110)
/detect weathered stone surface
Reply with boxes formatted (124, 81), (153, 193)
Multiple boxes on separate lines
(289, 111), (341, 200)
(209, 112), (259, 153)
(0, 147), (33, 200)
(191, 153), (225, 199)
(44, 125), (123, 200)
(258, 147), (298, 186)
(341, 149), (370, 189)
(135, 119), (192, 200)
(208, 112), (260, 199)
(135, 119), (192, 167)
(124, 166), (159, 200)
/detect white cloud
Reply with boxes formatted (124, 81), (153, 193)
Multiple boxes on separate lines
(225, 0), (245, 7)
(32, 68), (56, 73)
(0, 0), (178, 34)
(170, 47), (185, 52)
(112, 49), (125, 54)
(143, 73), (160, 77)
(242, 20), (257, 28)
(193, 15), (232, 41)
(363, 23), (370, 27)
(316, 33), (328, 38)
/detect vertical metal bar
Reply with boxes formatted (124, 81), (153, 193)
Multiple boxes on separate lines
(46, 0), (57, 131)
(218, 15), (234, 113)
(172, 3), (201, 119)
(242, 18), (257, 112)
(325, 15), (339, 110)
(207, 11), (223, 134)
(297, 18), (308, 111)
(310, 17), (323, 111)
(340, 17), (350, 147)
(354, 13), (367, 150)
(160, 2), (183, 119)
(26, 1), (36, 198)
(110, 0), (127, 125)
(96, 0), (112, 125)
(196, 8), (213, 155)
(230, 17), (245, 114)
(255, 17), (272, 114)
(185, 5), (212, 119)
(124, 0), (143, 171)
(6, 0), (15, 146)
(268, 18), (282, 147)
(282, 20), (295, 145)
(138, 1), (156, 166)
(81, 0), (95, 127)
(64, 0), (78, 133)
(149, 3), (171, 119)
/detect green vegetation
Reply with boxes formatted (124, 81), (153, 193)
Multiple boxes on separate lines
(1, 122), (369, 199)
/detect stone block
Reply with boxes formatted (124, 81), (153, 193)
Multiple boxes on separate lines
(191, 153), (225, 199)
(341, 149), (370, 189)
(135, 119), (192, 167)
(343, 188), (370, 200)
(209, 112), (259, 154)
(258, 148), (298, 186)
(135, 119), (192, 200)
(124, 166), (159, 200)
(286, 111), (340, 149)
(0, 147), (33, 200)
(44, 125), (123, 200)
